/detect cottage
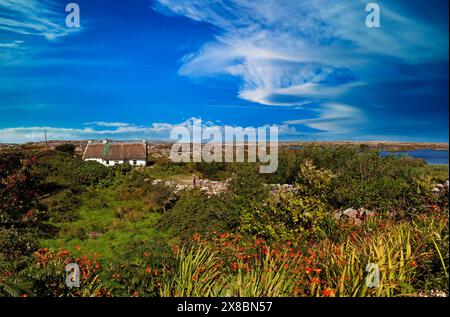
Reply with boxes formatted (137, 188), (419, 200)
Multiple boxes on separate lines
(82, 140), (147, 166)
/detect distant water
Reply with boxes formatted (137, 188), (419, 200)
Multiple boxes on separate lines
(380, 149), (449, 165)
(287, 146), (448, 165)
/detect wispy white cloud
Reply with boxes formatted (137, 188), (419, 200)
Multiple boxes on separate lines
(153, 0), (448, 132)
(0, 117), (304, 143)
(0, 0), (80, 40)
(0, 40), (24, 48)
(83, 122), (133, 128)
(284, 103), (366, 135)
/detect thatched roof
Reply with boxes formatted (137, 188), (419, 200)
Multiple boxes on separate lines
(83, 141), (147, 161)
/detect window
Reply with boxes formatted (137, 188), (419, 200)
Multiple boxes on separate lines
(106, 160), (109, 165)
(115, 161), (119, 164)
(133, 160), (137, 165)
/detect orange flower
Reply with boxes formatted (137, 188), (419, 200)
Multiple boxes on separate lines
(144, 251), (150, 257)
(74, 245), (81, 251)
(305, 267), (312, 274)
(193, 233), (200, 241)
(146, 267), (151, 273)
(410, 261), (417, 267)
(322, 289), (334, 297)
(313, 268), (322, 274)
(312, 277), (320, 284)
(231, 262), (238, 271)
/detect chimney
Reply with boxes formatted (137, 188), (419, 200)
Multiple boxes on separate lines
(102, 139), (108, 144)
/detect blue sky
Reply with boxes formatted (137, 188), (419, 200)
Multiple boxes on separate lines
(0, 0), (448, 143)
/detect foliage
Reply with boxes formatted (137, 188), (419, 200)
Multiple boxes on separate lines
(0, 145), (448, 297)
(54, 143), (76, 155)
(240, 160), (333, 240)
(159, 190), (238, 241)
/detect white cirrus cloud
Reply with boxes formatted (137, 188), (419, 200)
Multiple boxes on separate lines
(284, 103), (366, 135)
(153, 0), (448, 132)
(83, 121), (133, 128)
(0, 0), (81, 40)
(0, 117), (304, 143)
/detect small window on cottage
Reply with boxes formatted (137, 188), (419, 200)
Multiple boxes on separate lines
(115, 161), (119, 164)
(106, 160), (109, 165)
(133, 160), (137, 165)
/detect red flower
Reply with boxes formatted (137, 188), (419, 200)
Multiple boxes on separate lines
(193, 233), (200, 241)
(146, 267), (151, 273)
(312, 277), (320, 284)
(322, 289), (334, 297)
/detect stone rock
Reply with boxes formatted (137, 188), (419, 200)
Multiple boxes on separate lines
(436, 184), (444, 189)
(358, 207), (376, 219)
(88, 231), (102, 239)
(333, 210), (343, 220)
(342, 208), (358, 219)
(352, 218), (363, 226)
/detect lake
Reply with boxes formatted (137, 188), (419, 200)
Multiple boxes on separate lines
(287, 146), (449, 165)
(380, 149), (449, 165)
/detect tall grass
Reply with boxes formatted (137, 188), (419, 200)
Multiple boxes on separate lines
(159, 214), (448, 297)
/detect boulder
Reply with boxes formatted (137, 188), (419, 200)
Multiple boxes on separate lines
(352, 218), (363, 226)
(342, 208), (359, 219)
(358, 207), (376, 219)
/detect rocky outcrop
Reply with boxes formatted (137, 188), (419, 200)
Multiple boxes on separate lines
(151, 178), (229, 196)
(269, 184), (297, 195)
(333, 207), (376, 225)
(432, 180), (449, 195)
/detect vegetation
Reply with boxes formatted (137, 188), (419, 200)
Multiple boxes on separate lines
(0, 145), (448, 297)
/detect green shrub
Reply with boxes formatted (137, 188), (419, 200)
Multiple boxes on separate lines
(54, 143), (75, 155)
(241, 160), (333, 240)
(159, 190), (238, 241)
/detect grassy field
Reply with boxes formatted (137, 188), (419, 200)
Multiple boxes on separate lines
(0, 144), (448, 297)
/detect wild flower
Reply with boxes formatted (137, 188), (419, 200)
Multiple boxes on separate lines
(322, 289), (334, 297)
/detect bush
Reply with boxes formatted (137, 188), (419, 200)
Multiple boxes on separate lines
(240, 160), (333, 240)
(54, 143), (75, 155)
(0, 227), (38, 261)
(159, 190), (238, 241)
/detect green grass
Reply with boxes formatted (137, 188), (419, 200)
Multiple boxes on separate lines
(40, 187), (167, 258)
